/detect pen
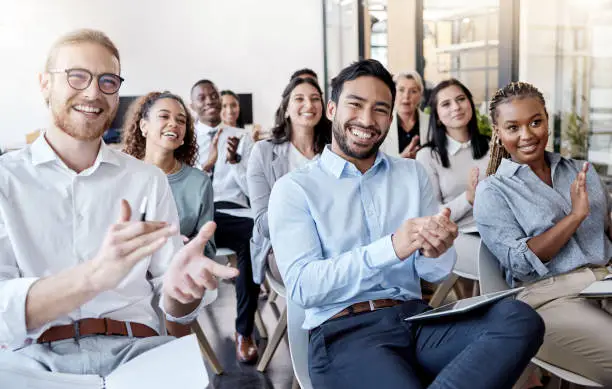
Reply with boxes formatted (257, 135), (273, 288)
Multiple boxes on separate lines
(139, 196), (148, 222)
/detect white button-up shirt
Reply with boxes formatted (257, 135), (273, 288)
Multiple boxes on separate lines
(0, 135), (211, 349)
(195, 121), (252, 209)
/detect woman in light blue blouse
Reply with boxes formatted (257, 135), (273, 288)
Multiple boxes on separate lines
(247, 77), (331, 285)
(475, 82), (612, 384)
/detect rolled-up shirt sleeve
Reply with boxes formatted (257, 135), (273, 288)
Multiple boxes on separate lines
(474, 182), (550, 283)
(0, 193), (38, 347)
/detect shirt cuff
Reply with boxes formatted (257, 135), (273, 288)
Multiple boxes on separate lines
(515, 237), (550, 277)
(159, 288), (218, 325)
(366, 235), (402, 269)
(0, 277), (38, 348)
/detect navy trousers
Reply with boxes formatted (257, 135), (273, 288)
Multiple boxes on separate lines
(308, 298), (544, 389)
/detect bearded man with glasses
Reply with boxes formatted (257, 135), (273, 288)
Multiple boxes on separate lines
(0, 29), (238, 381)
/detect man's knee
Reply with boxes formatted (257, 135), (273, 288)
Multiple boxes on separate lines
(490, 299), (545, 343)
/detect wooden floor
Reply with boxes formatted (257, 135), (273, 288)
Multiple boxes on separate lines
(197, 280), (293, 389)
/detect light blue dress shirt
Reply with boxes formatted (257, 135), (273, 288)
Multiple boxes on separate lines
(268, 146), (456, 329)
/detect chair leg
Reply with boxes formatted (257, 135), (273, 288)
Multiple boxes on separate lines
(256, 306), (288, 372)
(429, 274), (459, 308)
(268, 289), (278, 304)
(291, 376), (300, 389)
(472, 280), (480, 297)
(255, 309), (268, 339)
(191, 321), (224, 375)
(511, 362), (536, 389)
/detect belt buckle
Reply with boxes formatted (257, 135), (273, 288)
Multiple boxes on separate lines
(368, 300), (376, 311)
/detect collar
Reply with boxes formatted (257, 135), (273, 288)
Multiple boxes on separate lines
(31, 132), (120, 168)
(271, 141), (291, 160)
(446, 135), (471, 156)
(496, 151), (562, 178)
(320, 145), (388, 178)
(196, 121), (221, 136)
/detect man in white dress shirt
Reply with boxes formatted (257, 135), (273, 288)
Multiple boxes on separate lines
(0, 29), (237, 378)
(190, 80), (259, 364)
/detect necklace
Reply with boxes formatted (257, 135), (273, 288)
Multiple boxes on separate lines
(166, 159), (181, 175)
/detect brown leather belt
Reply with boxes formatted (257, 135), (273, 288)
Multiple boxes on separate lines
(330, 299), (404, 321)
(37, 318), (158, 344)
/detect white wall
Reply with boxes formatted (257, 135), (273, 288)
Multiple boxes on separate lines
(0, 0), (324, 149)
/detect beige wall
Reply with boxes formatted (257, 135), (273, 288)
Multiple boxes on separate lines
(387, 0), (417, 74)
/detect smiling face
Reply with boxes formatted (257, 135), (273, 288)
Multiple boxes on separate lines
(395, 76), (422, 117)
(190, 82), (221, 126)
(141, 97), (188, 153)
(494, 97), (549, 165)
(286, 83), (323, 131)
(327, 75), (393, 163)
(435, 84), (473, 132)
(221, 94), (240, 127)
(40, 42), (120, 141)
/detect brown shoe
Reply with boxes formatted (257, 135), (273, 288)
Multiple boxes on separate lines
(235, 332), (258, 364)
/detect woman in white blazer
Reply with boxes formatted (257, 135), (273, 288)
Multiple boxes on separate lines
(247, 77), (331, 285)
(379, 70), (430, 158)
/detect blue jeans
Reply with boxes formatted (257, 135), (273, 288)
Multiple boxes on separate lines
(308, 298), (544, 389)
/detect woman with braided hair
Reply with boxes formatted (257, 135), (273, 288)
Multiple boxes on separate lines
(122, 91), (215, 260)
(474, 81), (612, 384)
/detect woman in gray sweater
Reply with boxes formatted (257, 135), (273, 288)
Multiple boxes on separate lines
(122, 91), (215, 259)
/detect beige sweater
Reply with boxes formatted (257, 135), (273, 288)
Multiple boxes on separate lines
(416, 139), (490, 231)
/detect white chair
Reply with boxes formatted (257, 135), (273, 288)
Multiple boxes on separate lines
(287, 298), (314, 389)
(256, 268), (288, 372)
(478, 241), (603, 388)
(430, 235), (482, 307)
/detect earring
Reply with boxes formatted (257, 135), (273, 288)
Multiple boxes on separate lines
(141, 131), (147, 137)
(284, 112), (289, 119)
(180, 140), (185, 145)
(496, 137), (502, 146)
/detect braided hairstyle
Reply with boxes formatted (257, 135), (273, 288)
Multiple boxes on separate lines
(486, 82), (547, 176)
(122, 91), (198, 166)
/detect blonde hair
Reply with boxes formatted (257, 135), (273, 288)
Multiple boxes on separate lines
(486, 81), (547, 176)
(393, 70), (424, 93)
(45, 29), (120, 71)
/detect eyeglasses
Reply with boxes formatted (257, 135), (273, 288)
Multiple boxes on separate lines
(48, 68), (124, 95)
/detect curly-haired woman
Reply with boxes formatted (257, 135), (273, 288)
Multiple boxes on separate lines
(122, 91), (215, 259)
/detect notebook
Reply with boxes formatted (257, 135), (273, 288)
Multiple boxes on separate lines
(0, 334), (208, 389)
(579, 274), (612, 298)
(404, 287), (525, 322)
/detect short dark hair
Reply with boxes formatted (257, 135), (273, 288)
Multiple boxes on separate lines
(290, 68), (318, 81)
(190, 79), (215, 95)
(330, 59), (395, 107)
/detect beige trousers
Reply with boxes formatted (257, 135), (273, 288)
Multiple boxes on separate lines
(517, 267), (612, 385)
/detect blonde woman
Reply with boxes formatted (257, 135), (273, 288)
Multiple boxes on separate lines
(379, 70), (429, 158)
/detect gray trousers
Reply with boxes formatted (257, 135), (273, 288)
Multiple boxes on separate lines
(0, 335), (174, 377)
